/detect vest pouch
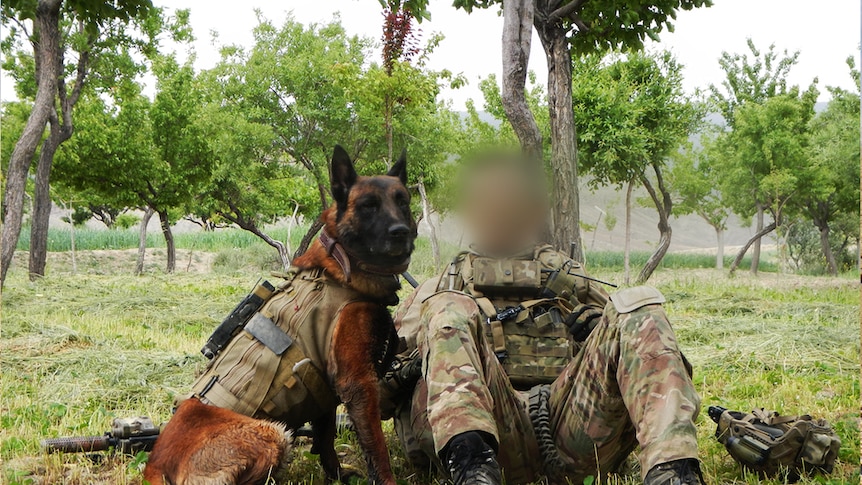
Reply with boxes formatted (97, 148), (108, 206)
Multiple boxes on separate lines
(190, 331), (280, 417)
(473, 258), (542, 296)
(260, 347), (337, 428)
(483, 305), (571, 390)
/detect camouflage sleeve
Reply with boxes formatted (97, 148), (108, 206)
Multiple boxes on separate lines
(380, 278), (443, 419)
(393, 278), (441, 357)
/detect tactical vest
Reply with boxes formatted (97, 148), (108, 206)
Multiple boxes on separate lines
(187, 268), (366, 428)
(438, 245), (606, 389)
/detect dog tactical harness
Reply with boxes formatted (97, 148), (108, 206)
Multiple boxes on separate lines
(186, 267), (370, 427)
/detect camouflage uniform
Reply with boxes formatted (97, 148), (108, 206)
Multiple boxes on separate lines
(388, 246), (701, 484)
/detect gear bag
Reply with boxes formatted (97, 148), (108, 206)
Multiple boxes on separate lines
(710, 406), (841, 482)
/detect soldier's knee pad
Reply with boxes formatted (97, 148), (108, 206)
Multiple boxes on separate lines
(609, 286), (665, 314)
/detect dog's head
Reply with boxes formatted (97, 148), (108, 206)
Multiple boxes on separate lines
(329, 145), (417, 269)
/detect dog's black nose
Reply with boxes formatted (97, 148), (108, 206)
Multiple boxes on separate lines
(388, 224), (410, 238)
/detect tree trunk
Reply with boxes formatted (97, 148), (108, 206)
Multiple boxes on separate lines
(294, 218), (325, 260)
(29, 108), (75, 280)
(729, 221), (777, 275)
(69, 205), (77, 275)
(28, 128), (59, 280)
(219, 211), (291, 271)
(715, 226), (724, 270)
(286, 201), (300, 258)
(417, 177), (440, 269)
(249, 227), (289, 270)
(750, 203), (764, 274)
(817, 224), (838, 276)
(0, 0), (63, 286)
(624, 180), (633, 285)
(135, 207), (154, 275)
(590, 210), (603, 250)
(636, 166), (673, 284)
(157, 209), (175, 273)
(501, 0), (542, 158)
(535, 21), (580, 260)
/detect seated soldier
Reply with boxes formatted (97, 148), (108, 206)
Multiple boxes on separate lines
(381, 154), (705, 485)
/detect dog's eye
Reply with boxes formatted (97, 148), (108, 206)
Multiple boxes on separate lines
(395, 193), (409, 209)
(358, 200), (379, 212)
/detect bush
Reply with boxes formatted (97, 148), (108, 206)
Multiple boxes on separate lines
(115, 213), (141, 230)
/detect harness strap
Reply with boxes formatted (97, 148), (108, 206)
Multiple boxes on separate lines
(319, 228), (410, 283)
(320, 229), (354, 282)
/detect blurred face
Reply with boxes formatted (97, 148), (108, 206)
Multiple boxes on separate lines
(458, 157), (548, 258)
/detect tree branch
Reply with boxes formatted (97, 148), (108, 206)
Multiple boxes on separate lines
(570, 14), (589, 33)
(10, 16), (34, 46)
(548, 0), (587, 24)
(67, 23), (92, 110)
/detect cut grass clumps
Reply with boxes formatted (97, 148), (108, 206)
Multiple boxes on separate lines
(1, 262), (858, 484)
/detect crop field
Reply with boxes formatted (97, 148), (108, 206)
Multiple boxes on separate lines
(0, 235), (858, 485)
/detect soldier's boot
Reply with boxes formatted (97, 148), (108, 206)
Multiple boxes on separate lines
(644, 458), (706, 485)
(442, 431), (502, 485)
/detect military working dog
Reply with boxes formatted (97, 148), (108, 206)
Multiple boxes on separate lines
(144, 145), (417, 485)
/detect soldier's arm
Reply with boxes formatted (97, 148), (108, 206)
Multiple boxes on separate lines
(379, 278), (439, 418)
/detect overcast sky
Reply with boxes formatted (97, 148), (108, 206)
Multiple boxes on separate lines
(2, 0), (859, 110)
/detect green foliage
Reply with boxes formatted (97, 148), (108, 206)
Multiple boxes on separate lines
(0, 0), (171, 101)
(147, 55), (214, 221)
(800, 63), (860, 255)
(669, 133), (729, 231)
(114, 213), (141, 230)
(573, 51), (701, 188)
(466, 72), (550, 155)
(53, 55), (213, 226)
(193, 14), (462, 230)
(784, 219), (855, 274)
(715, 86), (818, 222)
(60, 206), (91, 227)
(708, 39), (801, 126)
(452, 0), (711, 55)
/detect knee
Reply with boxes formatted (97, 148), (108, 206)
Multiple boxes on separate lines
(421, 291), (482, 335)
(608, 287), (683, 358)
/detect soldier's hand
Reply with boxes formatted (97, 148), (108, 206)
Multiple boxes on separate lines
(384, 351), (423, 394)
(395, 355), (423, 388)
(566, 305), (603, 342)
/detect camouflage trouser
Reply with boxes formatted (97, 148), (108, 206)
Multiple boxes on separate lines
(393, 290), (701, 484)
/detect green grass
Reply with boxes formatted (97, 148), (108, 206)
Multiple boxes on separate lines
(15, 225), (311, 253)
(1, 243), (858, 485)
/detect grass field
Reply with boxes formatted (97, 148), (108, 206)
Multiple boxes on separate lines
(0, 237), (858, 485)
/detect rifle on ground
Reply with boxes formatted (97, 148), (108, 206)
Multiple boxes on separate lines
(41, 414), (355, 454)
(41, 417), (160, 454)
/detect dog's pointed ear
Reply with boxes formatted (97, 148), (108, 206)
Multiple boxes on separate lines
(330, 145), (357, 211)
(387, 148), (408, 185)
